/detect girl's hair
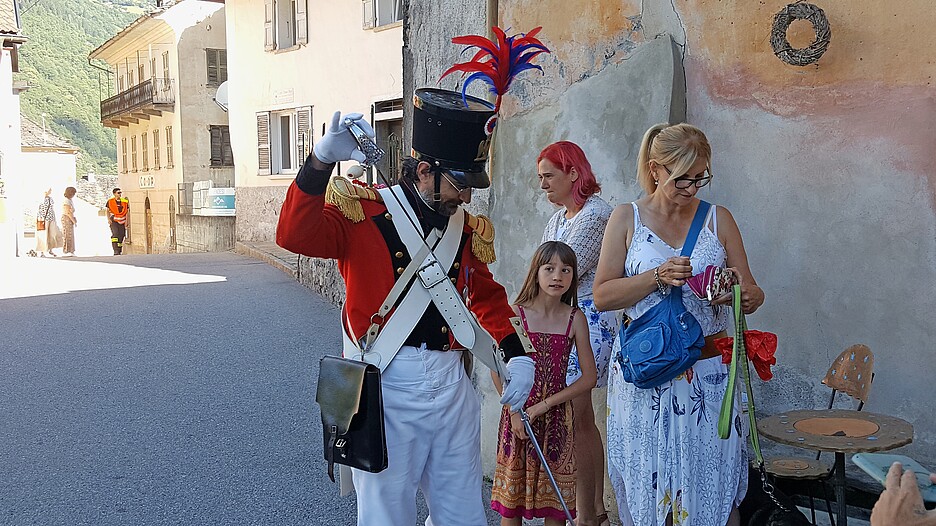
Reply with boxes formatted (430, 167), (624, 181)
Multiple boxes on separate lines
(64, 187), (77, 198)
(537, 141), (601, 208)
(514, 241), (579, 308)
(636, 123), (712, 195)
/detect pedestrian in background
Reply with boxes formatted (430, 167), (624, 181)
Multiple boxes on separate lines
(61, 186), (77, 256)
(35, 188), (62, 257)
(106, 188), (128, 255)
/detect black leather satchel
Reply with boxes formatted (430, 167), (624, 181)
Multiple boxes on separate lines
(316, 356), (388, 482)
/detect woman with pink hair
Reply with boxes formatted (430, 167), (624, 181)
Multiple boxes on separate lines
(538, 141), (626, 526)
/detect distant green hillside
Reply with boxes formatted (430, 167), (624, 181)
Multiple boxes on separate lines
(17, 0), (152, 177)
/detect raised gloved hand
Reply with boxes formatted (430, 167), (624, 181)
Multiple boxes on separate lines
(499, 355), (535, 413)
(313, 111), (376, 164)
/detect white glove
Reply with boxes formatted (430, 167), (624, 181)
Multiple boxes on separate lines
(499, 356), (535, 413)
(312, 111), (376, 164)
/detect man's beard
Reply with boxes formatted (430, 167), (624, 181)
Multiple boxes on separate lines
(417, 187), (460, 217)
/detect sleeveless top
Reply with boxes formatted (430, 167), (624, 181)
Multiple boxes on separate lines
(623, 202), (728, 336)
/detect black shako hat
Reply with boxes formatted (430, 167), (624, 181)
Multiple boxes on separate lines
(412, 88), (496, 189)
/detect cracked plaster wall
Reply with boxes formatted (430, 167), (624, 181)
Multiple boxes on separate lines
(405, 0), (936, 478)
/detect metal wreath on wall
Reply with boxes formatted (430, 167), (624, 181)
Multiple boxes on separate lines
(771, 1), (832, 66)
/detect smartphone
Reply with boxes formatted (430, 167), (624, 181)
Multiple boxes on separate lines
(852, 453), (936, 503)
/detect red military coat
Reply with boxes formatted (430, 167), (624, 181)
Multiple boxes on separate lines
(276, 177), (522, 360)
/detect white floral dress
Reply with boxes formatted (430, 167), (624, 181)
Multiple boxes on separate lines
(607, 202), (747, 526)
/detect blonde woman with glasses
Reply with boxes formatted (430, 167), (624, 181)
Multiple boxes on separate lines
(593, 123), (765, 526)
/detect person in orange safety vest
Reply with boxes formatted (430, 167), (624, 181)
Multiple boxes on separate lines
(106, 188), (129, 255)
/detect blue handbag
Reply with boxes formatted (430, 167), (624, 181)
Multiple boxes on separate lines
(616, 201), (710, 389)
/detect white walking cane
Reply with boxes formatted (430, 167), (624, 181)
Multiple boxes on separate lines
(519, 409), (576, 525)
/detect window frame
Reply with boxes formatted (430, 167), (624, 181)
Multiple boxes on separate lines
(165, 126), (174, 169)
(264, 0), (308, 51)
(206, 48), (227, 87)
(153, 129), (160, 170)
(131, 135), (138, 173)
(141, 132), (149, 172)
(121, 137), (128, 173)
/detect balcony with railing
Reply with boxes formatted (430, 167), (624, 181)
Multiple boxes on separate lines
(101, 78), (175, 128)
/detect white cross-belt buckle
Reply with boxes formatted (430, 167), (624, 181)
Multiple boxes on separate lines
(417, 259), (448, 289)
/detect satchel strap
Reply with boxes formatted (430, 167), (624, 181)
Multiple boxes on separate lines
(669, 200), (711, 301)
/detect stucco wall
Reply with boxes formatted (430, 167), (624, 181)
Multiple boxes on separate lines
(403, 0), (936, 492)
(495, 0), (936, 468)
(0, 47), (25, 229)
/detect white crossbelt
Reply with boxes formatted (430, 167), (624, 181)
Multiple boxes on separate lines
(378, 186), (507, 377)
(340, 187), (463, 371)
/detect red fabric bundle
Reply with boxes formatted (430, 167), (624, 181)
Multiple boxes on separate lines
(715, 330), (778, 381)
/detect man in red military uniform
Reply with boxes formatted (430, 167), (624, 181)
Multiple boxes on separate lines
(277, 89), (534, 526)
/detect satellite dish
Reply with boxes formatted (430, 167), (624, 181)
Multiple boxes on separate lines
(213, 80), (229, 112)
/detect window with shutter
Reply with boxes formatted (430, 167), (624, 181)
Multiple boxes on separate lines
(153, 130), (160, 170)
(142, 133), (149, 171)
(257, 112), (271, 175)
(296, 106), (311, 168)
(264, 0), (275, 51)
(121, 138), (128, 173)
(295, 0), (308, 44)
(210, 125), (234, 167)
(206, 49), (227, 87)
(166, 126), (174, 168)
(362, 0), (375, 29)
(131, 136), (138, 172)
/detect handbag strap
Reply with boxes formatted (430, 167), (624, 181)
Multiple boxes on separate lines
(669, 200), (711, 301)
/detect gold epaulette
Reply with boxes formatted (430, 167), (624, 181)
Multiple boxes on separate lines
(465, 212), (496, 264)
(324, 175), (383, 223)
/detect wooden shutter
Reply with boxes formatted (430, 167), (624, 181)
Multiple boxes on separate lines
(296, 106), (311, 167)
(219, 50), (227, 83)
(295, 0), (308, 45)
(362, 0), (375, 29)
(222, 127), (234, 166)
(210, 126), (222, 166)
(264, 0), (275, 51)
(257, 112), (271, 175)
(206, 49), (218, 85)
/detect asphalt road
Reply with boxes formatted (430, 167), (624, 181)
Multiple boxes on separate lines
(0, 253), (514, 526)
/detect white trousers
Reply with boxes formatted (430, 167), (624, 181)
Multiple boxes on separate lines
(352, 345), (486, 526)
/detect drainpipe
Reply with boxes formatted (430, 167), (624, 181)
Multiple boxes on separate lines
(486, 0), (497, 40)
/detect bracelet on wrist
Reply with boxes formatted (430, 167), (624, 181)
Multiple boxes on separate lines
(654, 267), (667, 296)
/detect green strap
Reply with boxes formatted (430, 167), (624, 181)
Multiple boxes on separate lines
(717, 285), (765, 464)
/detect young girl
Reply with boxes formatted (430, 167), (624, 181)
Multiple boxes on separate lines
(491, 241), (598, 526)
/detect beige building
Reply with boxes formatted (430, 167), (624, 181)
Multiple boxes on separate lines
(90, 0), (232, 254)
(223, 0), (403, 243)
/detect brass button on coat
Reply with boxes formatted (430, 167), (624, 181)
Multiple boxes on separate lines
(396, 267), (404, 275)
(384, 213), (392, 220)
(453, 262), (460, 270)
(450, 277), (457, 284)
(395, 251), (404, 259)
(441, 326), (448, 334)
(442, 344), (450, 351)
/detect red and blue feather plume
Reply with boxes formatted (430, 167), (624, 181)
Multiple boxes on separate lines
(440, 26), (550, 114)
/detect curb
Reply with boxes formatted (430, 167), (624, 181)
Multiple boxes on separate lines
(234, 241), (298, 279)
